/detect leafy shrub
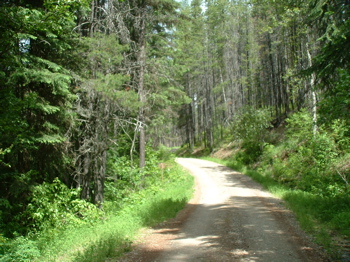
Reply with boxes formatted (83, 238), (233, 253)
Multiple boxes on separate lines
(107, 156), (142, 190)
(286, 109), (314, 143)
(232, 106), (272, 144)
(26, 178), (102, 233)
(105, 145), (168, 205)
(156, 144), (176, 162)
(231, 106), (272, 163)
(330, 154), (350, 192)
(329, 119), (350, 152)
(330, 212), (350, 235)
(37, 162), (194, 262)
(0, 236), (40, 262)
(263, 110), (350, 196)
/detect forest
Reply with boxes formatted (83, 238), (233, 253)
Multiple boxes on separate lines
(0, 0), (349, 261)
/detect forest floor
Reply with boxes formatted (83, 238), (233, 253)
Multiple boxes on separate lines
(117, 158), (329, 262)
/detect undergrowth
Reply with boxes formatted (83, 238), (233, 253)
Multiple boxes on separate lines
(0, 157), (194, 262)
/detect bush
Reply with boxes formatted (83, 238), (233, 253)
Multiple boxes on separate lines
(104, 144), (178, 214)
(231, 106), (272, 163)
(35, 162), (194, 262)
(26, 178), (102, 233)
(286, 109), (314, 142)
(0, 236), (40, 262)
(330, 211), (350, 235)
(263, 110), (350, 195)
(156, 145), (177, 162)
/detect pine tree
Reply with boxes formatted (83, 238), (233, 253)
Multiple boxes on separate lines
(174, 0), (207, 150)
(70, 33), (134, 205)
(109, 0), (181, 167)
(0, 0), (89, 235)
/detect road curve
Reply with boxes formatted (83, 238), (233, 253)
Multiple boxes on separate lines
(119, 158), (327, 262)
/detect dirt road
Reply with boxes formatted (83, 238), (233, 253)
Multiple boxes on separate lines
(119, 158), (328, 262)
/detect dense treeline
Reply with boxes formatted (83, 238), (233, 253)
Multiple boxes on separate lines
(176, 0), (350, 193)
(0, 0), (349, 260)
(0, 0), (187, 239)
(0, 0), (89, 235)
(177, 0), (306, 148)
(174, 0), (350, 256)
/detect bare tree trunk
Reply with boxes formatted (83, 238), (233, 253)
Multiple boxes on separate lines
(138, 10), (147, 169)
(185, 74), (195, 151)
(80, 155), (91, 200)
(94, 150), (106, 208)
(90, 0), (95, 37)
(306, 42), (317, 137)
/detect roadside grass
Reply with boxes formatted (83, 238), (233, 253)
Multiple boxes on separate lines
(202, 156), (349, 259)
(14, 164), (194, 262)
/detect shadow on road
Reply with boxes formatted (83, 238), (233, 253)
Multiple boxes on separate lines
(119, 160), (327, 262)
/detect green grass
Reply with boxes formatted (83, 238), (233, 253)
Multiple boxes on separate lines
(3, 165), (194, 262)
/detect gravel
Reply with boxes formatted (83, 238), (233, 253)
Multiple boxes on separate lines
(118, 158), (329, 262)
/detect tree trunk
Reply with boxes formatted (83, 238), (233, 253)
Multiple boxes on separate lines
(138, 9), (147, 169)
(94, 150), (106, 208)
(306, 42), (317, 137)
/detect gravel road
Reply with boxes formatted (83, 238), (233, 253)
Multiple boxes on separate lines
(119, 158), (328, 262)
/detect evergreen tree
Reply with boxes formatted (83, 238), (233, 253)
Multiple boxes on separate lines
(308, 0), (350, 126)
(308, 0), (350, 79)
(0, 0), (89, 236)
(174, 0), (206, 150)
(109, 0), (182, 167)
(71, 34), (135, 205)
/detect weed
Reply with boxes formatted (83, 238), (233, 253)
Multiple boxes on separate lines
(0, 236), (40, 262)
(0, 158), (194, 262)
(34, 163), (193, 262)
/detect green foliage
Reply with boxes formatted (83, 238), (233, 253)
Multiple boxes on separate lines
(0, 0), (87, 237)
(106, 156), (143, 197)
(82, 34), (138, 113)
(145, 55), (191, 147)
(285, 109), (314, 142)
(156, 144), (176, 162)
(231, 107), (272, 163)
(1, 162), (193, 262)
(330, 211), (350, 236)
(0, 236), (40, 262)
(262, 110), (350, 195)
(232, 106), (272, 143)
(308, 0), (350, 79)
(318, 69), (350, 130)
(26, 178), (102, 233)
(105, 144), (176, 213)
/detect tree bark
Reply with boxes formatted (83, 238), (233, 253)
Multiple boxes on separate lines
(306, 42), (317, 137)
(138, 8), (147, 169)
